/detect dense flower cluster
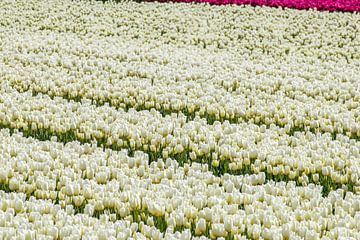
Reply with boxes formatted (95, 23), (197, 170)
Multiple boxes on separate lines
(0, 0), (359, 238)
(173, 0), (360, 12)
(2, 0), (360, 139)
(0, 90), (359, 192)
(0, 130), (360, 239)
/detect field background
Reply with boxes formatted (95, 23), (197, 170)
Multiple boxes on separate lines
(0, 0), (359, 239)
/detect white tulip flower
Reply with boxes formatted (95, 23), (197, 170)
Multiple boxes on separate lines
(211, 223), (227, 238)
(9, 178), (19, 191)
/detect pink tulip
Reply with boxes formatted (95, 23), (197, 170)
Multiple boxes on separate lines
(169, 0), (360, 12)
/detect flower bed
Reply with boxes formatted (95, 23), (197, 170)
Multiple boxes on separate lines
(0, 0), (359, 238)
(173, 0), (360, 12)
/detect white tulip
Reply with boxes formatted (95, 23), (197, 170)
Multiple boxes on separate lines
(211, 223), (226, 238)
(84, 204), (94, 217)
(9, 178), (19, 191)
(47, 226), (59, 239)
(0, 170), (7, 184)
(195, 218), (206, 235)
(65, 185), (74, 196)
(96, 171), (108, 184)
(148, 202), (165, 217)
(14, 199), (23, 213)
(224, 217), (233, 232)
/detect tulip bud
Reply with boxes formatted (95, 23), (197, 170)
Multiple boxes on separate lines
(322, 166), (330, 176)
(65, 184), (74, 196)
(175, 144), (184, 154)
(0, 170), (8, 184)
(47, 226), (59, 239)
(148, 202), (165, 217)
(95, 200), (104, 212)
(9, 178), (19, 191)
(96, 171), (108, 184)
(189, 152), (196, 161)
(224, 217), (233, 232)
(84, 204), (94, 216)
(66, 205), (74, 215)
(195, 218), (206, 235)
(211, 223), (227, 238)
(225, 181), (234, 193)
(212, 160), (219, 168)
(14, 199), (23, 213)
(73, 196), (85, 207)
(312, 173), (319, 183)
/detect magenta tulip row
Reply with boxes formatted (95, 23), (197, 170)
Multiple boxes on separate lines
(171, 0), (360, 12)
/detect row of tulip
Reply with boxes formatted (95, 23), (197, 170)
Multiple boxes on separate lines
(1, 130), (360, 239)
(7, 52), (360, 111)
(2, 0), (359, 63)
(3, 21), (359, 99)
(0, 89), (359, 195)
(171, 0), (360, 12)
(0, 192), (208, 240)
(2, 1), (359, 139)
(8, 68), (360, 140)
(4, 44), (360, 138)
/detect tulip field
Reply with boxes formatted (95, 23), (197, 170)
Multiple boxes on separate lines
(0, 0), (360, 239)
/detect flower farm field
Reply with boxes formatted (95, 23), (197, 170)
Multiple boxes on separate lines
(0, 0), (360, 239)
